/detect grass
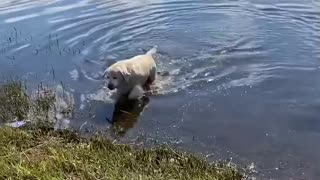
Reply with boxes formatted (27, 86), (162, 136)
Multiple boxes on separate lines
(0, 126), (244, 180)
(0, 80), (56, 123)
(0, 81), (29, 121)
(0, 81), (246, 179)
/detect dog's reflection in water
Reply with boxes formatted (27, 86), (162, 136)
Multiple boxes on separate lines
(109, 96), (150, 137)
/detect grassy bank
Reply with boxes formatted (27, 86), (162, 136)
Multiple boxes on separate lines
(0, 81), (245, 179)
(0, 126), (244, 179)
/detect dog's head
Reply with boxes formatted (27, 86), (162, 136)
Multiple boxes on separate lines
(103, 65), (130, 90)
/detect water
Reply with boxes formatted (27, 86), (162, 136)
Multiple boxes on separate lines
(0, 0), (320, 179)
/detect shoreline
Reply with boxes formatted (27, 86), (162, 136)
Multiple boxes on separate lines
(0, 125), (245, 179)
(0, 81), (246, 179)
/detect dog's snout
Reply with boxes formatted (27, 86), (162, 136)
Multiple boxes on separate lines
(107, 84), (115, 90)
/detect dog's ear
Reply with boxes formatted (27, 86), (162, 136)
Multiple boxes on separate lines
(118, 66), (130, 83)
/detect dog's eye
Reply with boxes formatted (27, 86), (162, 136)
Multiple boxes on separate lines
(113, 77), (117, 80)
(107, 76), (110, 79)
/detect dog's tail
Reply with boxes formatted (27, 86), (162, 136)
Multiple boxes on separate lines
(146, 46), (158, 55)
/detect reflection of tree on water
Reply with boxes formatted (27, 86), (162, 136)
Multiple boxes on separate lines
(109, 96), (150, 138)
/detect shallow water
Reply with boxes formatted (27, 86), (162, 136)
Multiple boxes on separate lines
(1, 0), (320, 179)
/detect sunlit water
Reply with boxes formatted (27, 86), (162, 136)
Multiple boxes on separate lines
(1, 0), (320, 179)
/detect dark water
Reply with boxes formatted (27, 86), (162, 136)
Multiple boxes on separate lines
(1, 0), (320, 179)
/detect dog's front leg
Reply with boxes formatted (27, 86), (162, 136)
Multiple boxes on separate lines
(128, 85), (144, 100)
(110, 90), (122, 101)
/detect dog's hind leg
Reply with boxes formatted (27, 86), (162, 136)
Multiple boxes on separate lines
(144, 67), (156, 91)
(149, 66), (156, 82)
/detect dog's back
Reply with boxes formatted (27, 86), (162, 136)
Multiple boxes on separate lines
(124, 47), (157, 77)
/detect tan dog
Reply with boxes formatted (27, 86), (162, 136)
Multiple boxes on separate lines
(104, 46), (157, 100)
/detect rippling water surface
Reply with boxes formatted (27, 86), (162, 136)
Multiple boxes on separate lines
(1, 0), (320, 179)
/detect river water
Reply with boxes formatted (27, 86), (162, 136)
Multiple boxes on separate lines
(0, 0), (319, 179)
